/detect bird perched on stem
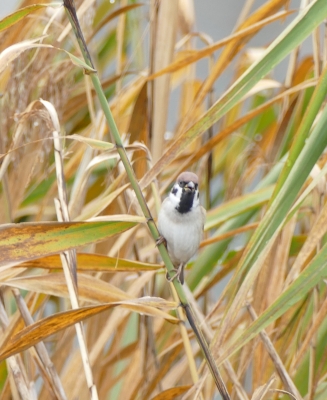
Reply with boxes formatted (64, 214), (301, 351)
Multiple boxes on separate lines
(157, 171), (206, 284)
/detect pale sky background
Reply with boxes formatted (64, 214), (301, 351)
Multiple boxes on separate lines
(1, 0), (20, 17)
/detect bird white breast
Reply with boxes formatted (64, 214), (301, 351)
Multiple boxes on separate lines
(158, 198), (203, 267)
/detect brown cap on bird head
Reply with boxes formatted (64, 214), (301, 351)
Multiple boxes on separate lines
(177, 171), (199, 185)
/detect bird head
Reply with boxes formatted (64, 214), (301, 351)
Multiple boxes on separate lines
(169, 171), (200, 213)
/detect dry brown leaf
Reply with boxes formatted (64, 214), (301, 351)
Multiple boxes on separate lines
(0, 297), (178, 362)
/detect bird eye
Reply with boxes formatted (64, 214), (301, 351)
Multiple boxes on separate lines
(179, 181), (184, 188)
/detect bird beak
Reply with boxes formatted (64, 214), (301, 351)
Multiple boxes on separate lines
(184, 182), (195, 192)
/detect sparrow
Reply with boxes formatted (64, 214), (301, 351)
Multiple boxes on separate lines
(157, 171), (206, 284)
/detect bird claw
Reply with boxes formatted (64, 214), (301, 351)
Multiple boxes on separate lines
(156, 235), (167, 248)
(165, 264), (184, 285)
(166, 269), (179, 283)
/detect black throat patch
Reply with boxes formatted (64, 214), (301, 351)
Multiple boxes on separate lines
(176, 190), (195, 214)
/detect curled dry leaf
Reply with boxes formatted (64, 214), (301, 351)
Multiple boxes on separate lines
(0, 36), (47, 76)
(39, 98), (60, 131)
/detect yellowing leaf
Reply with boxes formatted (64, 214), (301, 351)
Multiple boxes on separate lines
(0, 221), (138, 268)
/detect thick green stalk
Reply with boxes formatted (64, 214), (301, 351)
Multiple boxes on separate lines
(63, 1), (230, 398)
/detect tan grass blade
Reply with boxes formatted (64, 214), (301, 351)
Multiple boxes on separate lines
(18, 253), (161, 272)
(4, 273), (131, 302)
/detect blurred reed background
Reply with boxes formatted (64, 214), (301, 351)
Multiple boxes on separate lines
(1, 1), (327, 399)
